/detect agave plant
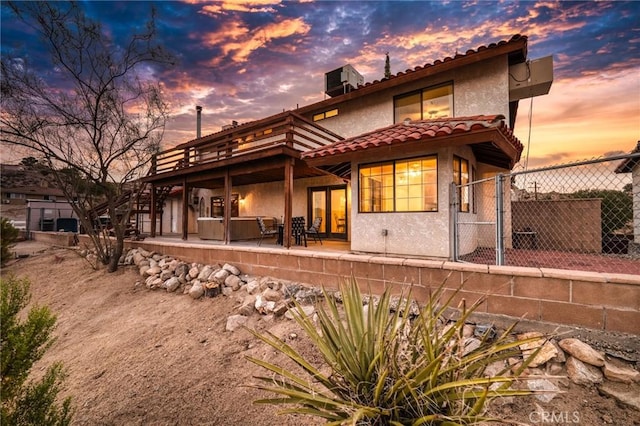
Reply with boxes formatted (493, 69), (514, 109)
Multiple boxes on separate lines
(246, 277), (544, 425)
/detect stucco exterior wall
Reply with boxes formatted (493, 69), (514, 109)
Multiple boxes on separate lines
(306, 56), (510, 138)
(193, 174), (345, 225)
(350, 145), (486, 259)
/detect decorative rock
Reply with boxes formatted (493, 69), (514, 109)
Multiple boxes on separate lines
(603, 359), (640, 383)
(175, 263), (189, 277)
(145, 265), (161, 276)
(221, 287), (233, 297)
(462, 324), (474, 338)
(558, 338), (604, 367)
(483, 360), (507, 378)
(198, 265), (215, 281)
(462, 338), (482, 356)
(546, 362), (565, 376)
(527, 378), (561, 403)
(165, 277), (181, 292)
(160, 270), (174, 282)
(225, 314), (248, 332)
(223, 263), (240, 276)
(262, 288), (283, 302)
(295, 288), (323, 304)
(133, 252), (146, 265)
(273, 301), (290, 317)
(246, 280), (260, 294)
(254, 295), (276, 314)
(204, 284), (220, 298)
(566, 356), (604, 385)
(152, 254), (162, 261)
(517, 332), (558, 368)
(189, 283), (204, 299)
(188, 266), (200, 279)
(225, 275), (242, 291)
(147, 277), (163, 289)
(598, 382), (640, 411)
(214, 269), (230, 284)
(238, 295), (256, 316)
(137, 248), (150, 258)
(284, 305), (315, 320)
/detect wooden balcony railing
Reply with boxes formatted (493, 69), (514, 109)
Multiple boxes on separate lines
(150, 112), (342, 175)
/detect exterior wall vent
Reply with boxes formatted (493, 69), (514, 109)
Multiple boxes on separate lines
(325, 64), (364, 98)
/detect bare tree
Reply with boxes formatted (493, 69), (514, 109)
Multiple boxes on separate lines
(1, 1), (174, 272)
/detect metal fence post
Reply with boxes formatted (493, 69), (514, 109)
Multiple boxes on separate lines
(451, 182), (459, 261)
(495, 174), (505, 265)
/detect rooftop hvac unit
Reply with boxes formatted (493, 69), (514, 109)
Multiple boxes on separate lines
(325, 64), (364, 98)
(509, 55), (554, 101)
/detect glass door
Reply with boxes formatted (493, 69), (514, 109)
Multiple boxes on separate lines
(309, 185), (347, 239)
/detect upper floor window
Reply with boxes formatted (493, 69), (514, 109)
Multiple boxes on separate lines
(453, 156), (470, 212)
(359, 156), (438, 213)
(394, 83), (453, 123)
(313, 108), (339, 122)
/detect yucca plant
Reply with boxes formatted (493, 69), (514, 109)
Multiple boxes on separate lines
(246, 277), (545, 425)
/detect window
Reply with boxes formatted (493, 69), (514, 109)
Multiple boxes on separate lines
(313, 108), (339, 122)
(453, 156), (470, 212)
(394, 83), (453, 123)
(359, 156), (438, 212)
(210, 194), (239, 217)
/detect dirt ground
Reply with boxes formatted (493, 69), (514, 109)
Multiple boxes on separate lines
(4, 242), (640, 425)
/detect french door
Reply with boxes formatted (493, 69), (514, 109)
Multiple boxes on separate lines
(309, 185), (347, 239)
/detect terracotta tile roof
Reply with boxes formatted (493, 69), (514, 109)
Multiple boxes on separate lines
(359, 34), (527, 90)
(302, 115), (523, 162)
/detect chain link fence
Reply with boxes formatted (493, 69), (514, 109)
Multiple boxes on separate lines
(455, 153), (639, 274)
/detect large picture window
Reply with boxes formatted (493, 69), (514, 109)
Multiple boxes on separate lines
(453, 156), (470, 212)
(359, 156), (438, 212)
(394, 83), (453, 123)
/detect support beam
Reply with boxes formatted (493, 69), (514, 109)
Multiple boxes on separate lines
(283, 157), (294, 248)
(150, 184), (157, 238)
(182, 179), (189, 240)
(223, 169), (232, 244)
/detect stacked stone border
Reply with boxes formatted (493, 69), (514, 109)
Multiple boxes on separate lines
(69, 235), (640, 335)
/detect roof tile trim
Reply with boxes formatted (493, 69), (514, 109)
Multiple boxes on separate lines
(302, 115), (523, 160)
(359, 34), (527, 89)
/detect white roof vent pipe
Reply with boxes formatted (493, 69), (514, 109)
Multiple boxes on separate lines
(196, 106), (202, 139)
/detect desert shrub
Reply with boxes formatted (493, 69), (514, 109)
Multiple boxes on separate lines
(1, 218), (19, 266)
(247, 278), (542, 425)
(1, 275), (73, 426)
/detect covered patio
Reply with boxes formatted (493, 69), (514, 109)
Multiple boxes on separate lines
(141, 111), (344, 248)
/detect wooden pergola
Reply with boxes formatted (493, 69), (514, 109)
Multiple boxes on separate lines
(141, 111), (343, 247)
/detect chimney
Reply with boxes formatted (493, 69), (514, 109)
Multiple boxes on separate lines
(196, 106), (202, 138)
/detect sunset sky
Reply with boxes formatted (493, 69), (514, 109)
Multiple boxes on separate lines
(2, 0), (639, 169)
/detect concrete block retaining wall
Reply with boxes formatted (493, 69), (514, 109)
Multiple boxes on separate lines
(96, 237), (640, 335)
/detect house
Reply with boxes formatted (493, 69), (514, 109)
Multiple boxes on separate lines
(142, 34), (553, 258)
(615, 141), (640, 255)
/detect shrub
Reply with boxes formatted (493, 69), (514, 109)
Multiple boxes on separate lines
(247, 278), (542, 425)
(1, 275), (73, 425)
(1, 218), (19, 266)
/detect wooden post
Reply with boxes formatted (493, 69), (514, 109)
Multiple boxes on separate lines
(182, 179), (188, 240)
(283, 157), (294, 248)
(150, 184), (157, 238)
(224, 169), (232, 244)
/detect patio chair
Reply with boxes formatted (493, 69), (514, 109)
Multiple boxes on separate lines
(256, 217), (278, 246)
(291, 216), (307, 247)
(306, 217), (323, 245)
